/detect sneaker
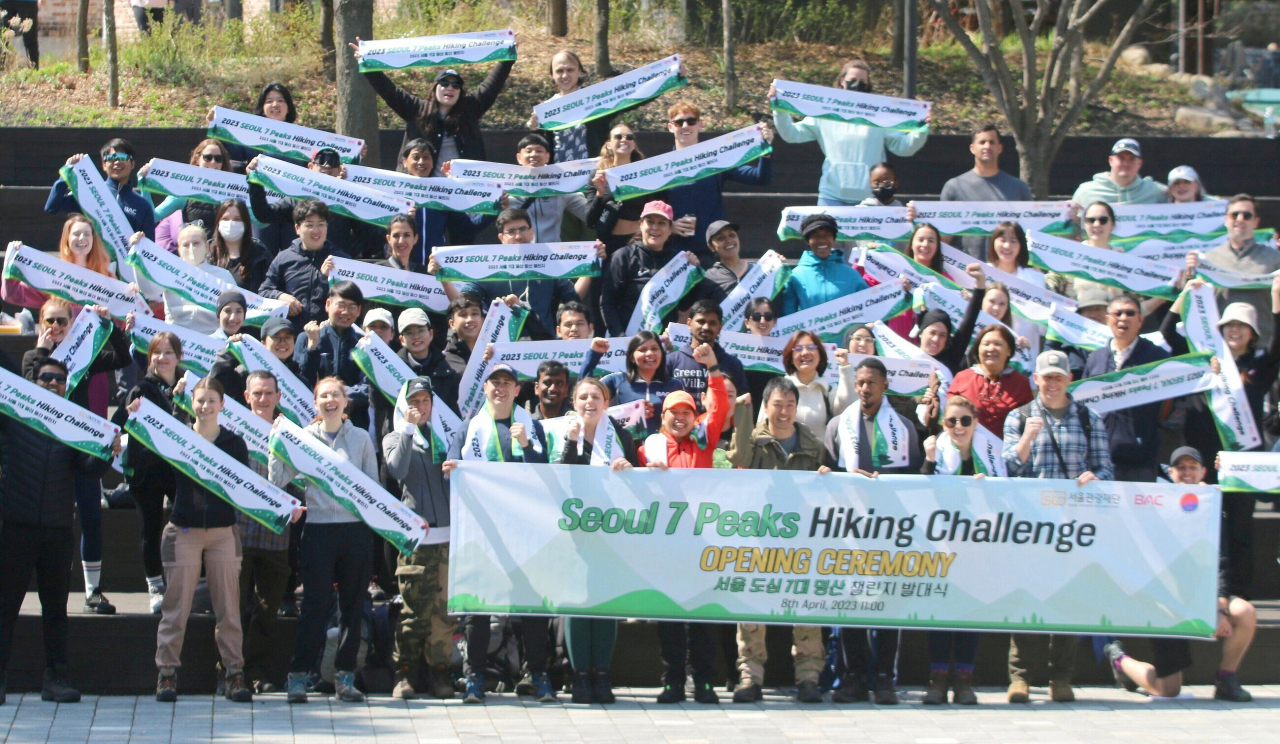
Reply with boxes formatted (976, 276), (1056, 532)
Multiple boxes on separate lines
(278, 594), (299, 618)
(1049, 680), (1075, 703)
(693, 681), (719, 704)
(427, 664), (455, 699)
(732, 679), (762, 703)
(392, 669), (417, 700)
(570, 671), (592, 704)
(1214, 672), (1253, 702)
(1103, 641), (1138, 692)
(148, 585), (165, 614)
(922, 669), (948, 705)
(225, 670), (253, 703)
(533, 671), (557, 703)
(1007, 679), (1030, 703)
(655, 683), (685, 704)
(155, 669), (178, 703)
(368, 581), (387, 602)
(335, 671), (364, 703)
(952, 670), (978, 706)
(872, 674), (898, 705)
(796, 679), (823, 703)
(831, 676), (869, 703)
(464, 673), (485, 704)
(83, 589), (116, 615)
(42, 666), (80, 703)
(592, 671), (615, 704)
(515, 671), (536, 696)
(286, 672), (308, 704)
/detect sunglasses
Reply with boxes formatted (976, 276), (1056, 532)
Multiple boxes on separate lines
(437, 80), (463, 90)
(38, 372), (68, 384)
(944, 415), (974, 428)
(671, 117), (699, 127)
(42, 316), (71, 327)
(1228, 211), (1255, 221)
(102, 153), (131, 163)
(749, 312), (775, 323)
(1084, 216), (1111, 225)
(313, 154), (341, 168)
(611, 133), (636, 141)
(200, 153), (224, 164)
(1109, 308), (1138, 318)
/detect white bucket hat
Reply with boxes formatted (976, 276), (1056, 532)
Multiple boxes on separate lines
(1218, 303), (1259, 335)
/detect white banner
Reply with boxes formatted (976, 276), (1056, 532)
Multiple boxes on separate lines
(720, 250), (792, 332)
(129, 314), (223, 377)
(844, 353), (936, 397)
(249, 156), (412, 228)
(226, 335), (317, 427)
(534, 54), (687, 131)
(1045, 302), (1113, 351)
(777, 206), (912, 243)
(1217, 452), (1280, 494)
(58, 159), (134, 279)
(126, 238), (288, 325)
(357, 29), (516, 73)
(859, 244), (962, 291)
(913, 282), (1035, 374)
(208, 106), (363, 163)
(938, 243), (1073, 324)
(344, 164), (503, 213)
(913, 201), (1075, 237)
(1027, 231), (1180, 300)
(0, 366), (119, 461)
(136, 158), (250, 205)
(1179, 284), (1263, 450)
(1111, 202), (1228, 245)
(770, 79), (931, 132)
(1195, 258), (1280, 291)
(448, 158), (597, 198)
(327, 256), (449, 313)
(50, 307), (112, 392)
(625, 258), (705, 336)
(1124, 238), (1222, 265)
(605, 125), (771, 202)
(1067, 352), (1215, 414)
(1, 244), (148, 320)
(433, 242), (601, 283)
(488, 338), (629, 382)
(872, 320), (953, 406)
(773, 282), (913, 343)
(457, 301), (530, 418)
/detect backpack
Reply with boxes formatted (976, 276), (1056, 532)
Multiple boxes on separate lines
(1016, 400), (1092, 477)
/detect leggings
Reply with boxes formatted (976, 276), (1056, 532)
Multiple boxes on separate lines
(74, 475), (103, 564)
(565, 618), (617, 672)
(133, 482), (170, 578)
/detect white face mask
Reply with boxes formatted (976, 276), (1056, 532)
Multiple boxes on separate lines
(218, 220), (246, 241)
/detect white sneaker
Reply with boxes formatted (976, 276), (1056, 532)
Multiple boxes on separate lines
(149, 585), (165, 614)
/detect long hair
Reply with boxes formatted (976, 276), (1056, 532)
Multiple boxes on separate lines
(188, 139), (232, 172)
(417, 75), (474, 148)
(596, 123), (646, 170)
(986, 221), (1029, 268)
(983, 282), (1014, 325)
(58, 214), (113, 278)
(147, 331), (184, 372)
(208, 199), (254, 283)
(832, 58), (871, 89)
(624, 331), (668, 384)
(905, 222), (945, 273)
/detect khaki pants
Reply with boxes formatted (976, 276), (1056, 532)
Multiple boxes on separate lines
(1008, 633), (1078, 685)
(394, 543), (453, 671)
(736, 624), (824, 685)
(156, 524), (243, 671)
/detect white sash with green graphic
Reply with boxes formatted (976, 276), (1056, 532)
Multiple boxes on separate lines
(58, 159), (133, 278)
(458, 301), (529, 418)
(1217, 452), (1280, 493)
(326, 256), (449, 313)
(126, 398), (297, 533)
(770, 279), (912, 345)
(50, 307), (111, 393)
(357, 29), (516, 73)
(770, 79), (931, 132)
(836, 400), (910, 470)
(392, 382), (463, 465)
(935, 427), (1006, 476)
(433, 242), (601, 282)
(844, 354), (936, 397)
(542, 413), (625, 466)
(1027, 232), (1179, 300)
(859, 244), (962, 291)
(720, 251), (792, 332)
(0, 366), (119, 460)
(1195, 258), (1280, 290)
(937, 243), (1071, 325)
(173, 373), (276, 468)
(912, 282), (1034, 374)
(913, 201), (1075, 237)
(488, 337), (629, 381)
(605, 125), (771, 201)
(1067, 352), (1215, 415)
(126, 238), (288, 325)
(608, 399), (648, 440)
(227, 335), (316, 426)
(344, 164), (503, 213)
(777, 206), (911, 242)
(461, 403), (542, 461)
(534, 54), (686, 131)
(269, 417), (427, 555)
(1045, 302), (1112, 351)
(626, 258), (705, 335)
(449, 158), (597, 198)
(249, 156), (412, 228)
(1111, 202), (1228, 246)
(1, 244), (147, 320)
(1179, 284), (1262, 450)
(208, 107), (363, 163)
(129, 314), (223, 376)
(1124, 238), (1223, 264)
(136, 158), (250, 204)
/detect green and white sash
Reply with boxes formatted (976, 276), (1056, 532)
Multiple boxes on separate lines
(1068, 352), (1215, 415)
(0, 366), (119, 460)
(938, 243), (1072, 325)
(1217, 451), (1280, 493)
(457, 300), (529, 418)
(935, 427), (1007, 476)
(1027, 231), (1180, 300)
(1, 244), (146, 320)
(607, 399), (648, 440)
(836, 400), (911, 470)
(344, 164), (503, 213)
(913, 201), (1075, 237)
(227, 335), (317, 426)
(50, 307), (111, 393)
(1111, 202), (1228, 246)
(859, 244), (962, 291)
(126, 237), (288, 325)
(871, 319), (953, 406)
(172, 373), (276, 468)
(136, 158), (250, 205)
(433, 241), (601, 282)
(605, 125), (771, 201)
(844, 354), (935, 397)
(720, 250), (792, 331)
(777, 206), (912, 242)
(770, 79), (931, 132)
(912, 282), (1034, 375)
(269, 417), (428, 555)
(534, 54), (686, 131)
(625, 258), (705, 335)
(461, 403), (542, 461)
(449, 158), (597, 198)
(327, 256), (449, 313)
(356, 29), (516, 73)
(248, 156), (412, 228)
(129, 313), (223, 376)
(350, 333), (415, 403)
(1045, 302), (1112, 351)
(543, 413), (625, 465)
(208, 106), (363, 163)
(1195, 258), (1280, 290)
(126, 398), (297, 533)
(488, 337), (630, 381)
(1124, 237), (1223, 264)
(58, 159), (133, 279)
(393, 381), (463, 465)
(1178, 283), (1262, 450)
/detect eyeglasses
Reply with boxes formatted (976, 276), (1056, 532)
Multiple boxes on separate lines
(437, 80), (462, 90)
(1109, 308), (1139, 318)
(200, 153), (225, 164)
(870, 179), (897, 188)
(331, 301), (361, 313)
(102, 153), (131, 163)
(749, 312), (775, 323)
(793, 343), (820, 353)
(671, 117), (699, 127)
(38, 372), (68, 384)
(500, 225), (531, 237)
(1084, 215), (1111, 225)
(42, 316), (71, 327)
(1228, 211), (1255, 221)
(944, 415), (974, 428)
(611, 133), (636, 141)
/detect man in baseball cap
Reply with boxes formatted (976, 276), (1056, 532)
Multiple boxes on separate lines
(397, 308), (460, 415)
(361, 308), (395, 345)
(208, 315), (302, 404)
(781, 213), (869, 315)
(1071, 136), (1166, 206)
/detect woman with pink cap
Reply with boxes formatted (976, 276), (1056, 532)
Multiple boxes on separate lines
(600, 199), (700, 336)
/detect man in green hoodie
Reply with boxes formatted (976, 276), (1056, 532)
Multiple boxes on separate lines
(1070, 138), (1167, 206)
(780, 214), (869, 315)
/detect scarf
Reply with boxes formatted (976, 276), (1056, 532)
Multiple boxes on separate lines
(935, 427), (1007, 476)
(544, 414), (624, 466)
(836, 400), (910, 470)
(461, 402), (541, 462)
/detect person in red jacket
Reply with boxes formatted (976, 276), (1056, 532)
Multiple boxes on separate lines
(637, 342), (726, 702)
(946, 324), (1034, 436)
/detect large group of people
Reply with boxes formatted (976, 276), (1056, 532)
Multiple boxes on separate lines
(0, 47), (1273, 711)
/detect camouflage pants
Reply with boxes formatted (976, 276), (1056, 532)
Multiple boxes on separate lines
(394, 543), (453, 671)
(736, 624), (824, 685)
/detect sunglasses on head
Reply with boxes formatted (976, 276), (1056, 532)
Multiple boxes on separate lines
(42, 316), (70, 327)
(200, 153), (224, 164)
(38, 372), (68, 384)
(671, 117), (699, 127)
(611, 133), (636, 141)
(749, 312), (775, 323)
(944, 415), (974, 428)
(437, 79), (462, 90)
(103, 153), (131, 163)
(1085, 215), (1111, 225)
(1228, 211), (1255, 221)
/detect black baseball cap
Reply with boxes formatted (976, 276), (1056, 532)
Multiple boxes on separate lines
(705, 220), (739, 245)
(1169, 446), (1204, 467)
(435, 69), (462, 83)
(405, 376), (434, 398)
(312, 147), (341, 167)
(260, 317), (294, 339)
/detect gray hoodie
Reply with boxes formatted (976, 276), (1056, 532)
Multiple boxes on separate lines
(383, 422), (450, 545)
(269, 419), (378, 524)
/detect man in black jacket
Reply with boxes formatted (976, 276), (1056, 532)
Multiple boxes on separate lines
(294, 281), (371, 431)
(246, 150), (383, 258)
(256, 199), (353, 334)
(601, 200), (701, 336)
(210, 317), (314, 405)
(0, 358), (120, 705)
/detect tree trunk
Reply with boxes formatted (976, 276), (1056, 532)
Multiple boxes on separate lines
(594, 0), (612, 77)
(890, 0), (905, 68)
(321, 0), (336, 83)
(548, 0), (568, 37)
(1015, 134), (1053, 199)
(859, 0), (887, 40)
(335, 0), (379, 168)
(76, 0), (90, 73)
(723, 0), (737, 110)
(104, 0), (119, 108)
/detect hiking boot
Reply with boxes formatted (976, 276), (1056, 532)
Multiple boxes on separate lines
(335, 671), (364, 703)
(463, 673), (485, 704)
(1007, 679), (1030, 703)
(392, 668), (417, 700)
(1103, 641), (1138, 692)
(533, 672), (557, 703)
(796, 679), (823, 703)
(732, 679), (762, 703)
(427, 664), (454, 699)
(83, 589), (116, 615)
(570, 671), (593, 704)
(148, 585), (165, 614)
(592, 671), (615, 704)
(952, 669), (978, 706)
(42, 666), (80, 703)
(656, 683), (685, 704)
(831, 676), (869, 703)
(515, 671), (536, 696)
(693, 681), (719, 704)
(285, 672), (308, 704)
(922, 669), (949, 705)
(155, 668), (178, 703)
(1214, 672), (1253, 702)
(225, 670), (253, 703)
(872, 674), (898, 705)
(1049, 680), (1075, 703)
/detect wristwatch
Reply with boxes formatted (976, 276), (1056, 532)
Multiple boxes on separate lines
(707, 364), (721, 373)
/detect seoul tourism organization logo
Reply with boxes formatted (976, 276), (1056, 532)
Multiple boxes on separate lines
(1180, 493), (1199, 512)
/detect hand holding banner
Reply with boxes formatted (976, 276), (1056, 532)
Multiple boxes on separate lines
(128, 314), (224, 377)
(772, 282), (913, 343)
(534, 55), (686, 131)
(208, 107), (363, 163)
(859, 244), (962, 291)
(50, 306), (112, 393)
(126, 238), (288, 326)
(433, 242), (601, 283)
(137, 159), (250, 205)
(344, 164), (503, 213)
(720, 250), (792, 331)
(173, 373), (276, 468)
(1111, 202), (1228, 246)
(58, 159), (134, 278)
(248, 156), (412, 228)
(1067, 352), (1215, 415)
(938, 243), (1073, 324)
(227, 335), (317, 426)
(2, 244), (148, 320)
(0, 366), (119, 461)
(488, 338), (629, 381)
(770, 79), (931, 132)
(457, 300), (529, 418)
(327, 256), (449, 313)
(357, 30), (516, 73)
(448, 158), (597, 198)
(625, 256), (704, 335)
(1045, 302), (1113, 351)
(1218, 451), (1280, 493)
(777, 206), (912, 243)
(913, 202), (1074, 237)
(605, 125), (771, 201)
(1027, 232), (1180, 300)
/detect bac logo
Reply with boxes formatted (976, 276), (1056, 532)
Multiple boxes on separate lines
(1134, 494), (1163, 507)
(1041, 490), (1066, 506)
(1180, 494), (1199, 512)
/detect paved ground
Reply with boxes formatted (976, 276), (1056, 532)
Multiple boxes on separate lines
(1, 686), (1277, 743)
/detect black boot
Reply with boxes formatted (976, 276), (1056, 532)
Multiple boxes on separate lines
(42, 666), (81, 703)
(571, 671), (593, 703)
(592, 670), (616, 704)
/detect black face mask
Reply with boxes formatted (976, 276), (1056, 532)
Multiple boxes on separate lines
(843, 78), (870, 93)
(871, 186), (896, 204)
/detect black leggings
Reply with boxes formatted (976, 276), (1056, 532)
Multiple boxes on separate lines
(464, 615), (550, 677)
(132, 482), (170, 579)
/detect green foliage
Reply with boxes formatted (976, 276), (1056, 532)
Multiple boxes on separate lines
(1218, 1), (1280, 49)
(686, 0), (884, 45)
